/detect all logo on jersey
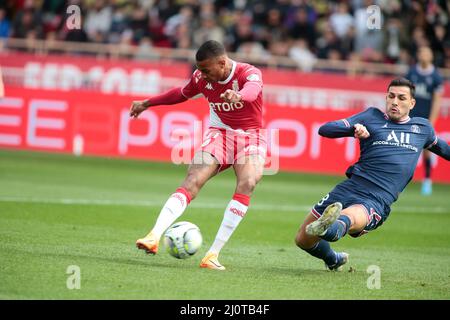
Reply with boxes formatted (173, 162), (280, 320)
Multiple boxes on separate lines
(410, 125), (420, 133)
(373, 129), (418, 152)
(205, 83), (214, 90)
(382, 123), (388, 128)
(387, 130), (410, 143)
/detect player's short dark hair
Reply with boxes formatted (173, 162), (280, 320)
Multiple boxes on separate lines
(388, 77), (415, 98)
(195, 40), (226, 62)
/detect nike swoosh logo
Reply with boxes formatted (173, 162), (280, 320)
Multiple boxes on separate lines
(211, 260), (221, 267)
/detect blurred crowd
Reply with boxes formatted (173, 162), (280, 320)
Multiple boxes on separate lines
(0, 0), (449, 70)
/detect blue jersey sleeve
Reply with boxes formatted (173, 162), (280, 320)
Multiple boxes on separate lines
(318, 108), (374, 138)
(425, 125), (450, 160)
(424, 122), (438, 149)
(428, 138), (450, 160)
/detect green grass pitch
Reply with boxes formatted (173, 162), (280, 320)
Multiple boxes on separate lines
(0, 149), (449, 300)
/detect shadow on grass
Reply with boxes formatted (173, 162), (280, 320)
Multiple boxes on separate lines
(12, 246), (186, 270)
(264, 265), (362, 277)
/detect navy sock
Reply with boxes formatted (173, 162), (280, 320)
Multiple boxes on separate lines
(304, 240), (337, 266)
(321, 215), (351, 242)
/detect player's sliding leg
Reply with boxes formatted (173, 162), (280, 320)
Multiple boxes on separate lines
(297, 205), (367, 271)
(200, 154), (264, 270)
(307, 203), (368, 242)
(296, 213), (347, 270)
(136, 152), (219, 254)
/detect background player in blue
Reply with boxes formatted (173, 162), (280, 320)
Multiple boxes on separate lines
(405, 46), (444, 195)
(294, 78), (450, 271)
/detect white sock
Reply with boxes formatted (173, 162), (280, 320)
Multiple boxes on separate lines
(151, 191), (189, 238)
(208, 199), (249, 255)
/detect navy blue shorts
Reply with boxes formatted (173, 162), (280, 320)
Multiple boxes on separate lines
(311, 176), (391, 237)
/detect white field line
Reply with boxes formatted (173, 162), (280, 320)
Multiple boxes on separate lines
(0, 196), (448, 214)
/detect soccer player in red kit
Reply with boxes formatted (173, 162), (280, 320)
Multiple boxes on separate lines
(130, 40), (266, 270)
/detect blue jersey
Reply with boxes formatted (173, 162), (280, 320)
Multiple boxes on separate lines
(319, 107), (450, 206)
(405, 65), (443, 119)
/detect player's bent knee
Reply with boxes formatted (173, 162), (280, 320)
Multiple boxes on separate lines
(294, 233), (303, 248)
(295, 232), (313, 250)
(296, 238), (313, 250)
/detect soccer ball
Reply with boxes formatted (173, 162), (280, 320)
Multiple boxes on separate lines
(163, 221), (203, 259)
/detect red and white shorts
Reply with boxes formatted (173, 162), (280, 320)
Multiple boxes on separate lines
(199, 127), (267, 172)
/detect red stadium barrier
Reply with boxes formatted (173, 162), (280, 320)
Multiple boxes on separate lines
(1, 87), (449, 183)
(2, 52), (450, 116)
(0, 52), (191, 95)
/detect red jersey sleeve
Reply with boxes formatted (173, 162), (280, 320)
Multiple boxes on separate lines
(238, 66), (263, 102)
(181, 70), (202, 98)
(146, 87), (187, 106)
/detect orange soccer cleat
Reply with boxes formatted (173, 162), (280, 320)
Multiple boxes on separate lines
(136, 232), (159, 255)
(199, 252), (226, 271)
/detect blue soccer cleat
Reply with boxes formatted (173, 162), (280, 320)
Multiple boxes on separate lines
(325, 252), (349, 271)
(421, 178), (432, 196)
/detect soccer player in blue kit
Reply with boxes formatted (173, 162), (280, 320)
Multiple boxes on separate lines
(405, 46), (444, 195)
(295, 78), (450, 271)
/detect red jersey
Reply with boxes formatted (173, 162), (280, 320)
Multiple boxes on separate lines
(181, 61), (263, 131)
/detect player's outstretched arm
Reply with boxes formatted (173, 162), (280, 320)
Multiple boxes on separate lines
(129, 87), (188, 118)
(428, 138), (450, 161)
(319, 121), (369, 139)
